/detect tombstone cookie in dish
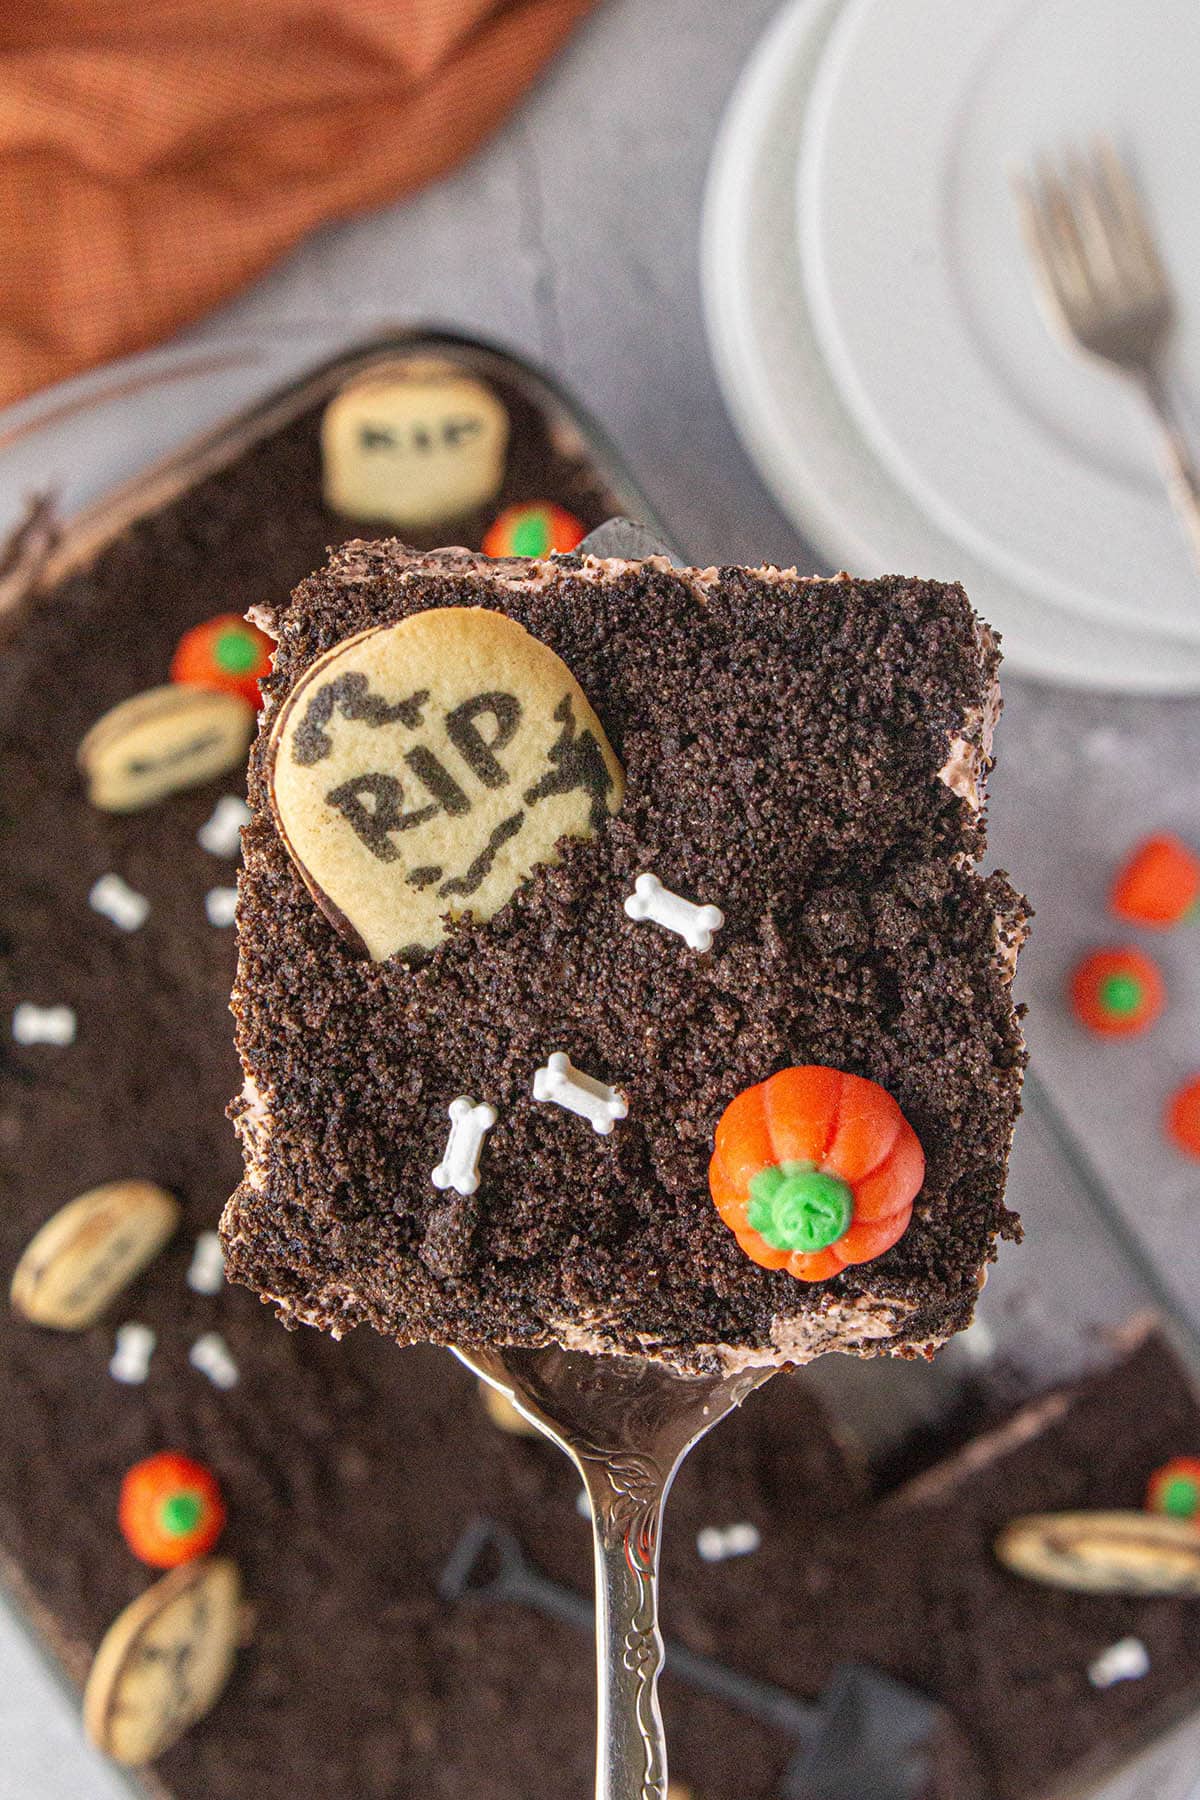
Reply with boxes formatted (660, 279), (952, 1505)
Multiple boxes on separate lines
(321, 361), (510, 529)
(79, 685), (254, 813)
(223, 544), (1027, 1374)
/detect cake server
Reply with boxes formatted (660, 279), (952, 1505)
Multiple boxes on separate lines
(454, 1338), (778, 1800)
(457, 515), (712, 1800)
(452, 518), (946, 1800)
(571, 515), (685, 564)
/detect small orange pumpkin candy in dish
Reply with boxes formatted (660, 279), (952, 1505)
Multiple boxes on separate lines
(708, 1065), (924, 1281)
(482, 501), (587, 559)
(1111, 834), (1200, 928)
(1069, 947), (1164, 1037)
(1167, 1076), (1200, 1159)
(119, 1452), (226, 1569)
(171, 613), (274, 710)
(1146, 1456), (1200, 1522)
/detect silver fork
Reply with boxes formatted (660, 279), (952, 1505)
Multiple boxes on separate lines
(1013, 139), (1200, 570)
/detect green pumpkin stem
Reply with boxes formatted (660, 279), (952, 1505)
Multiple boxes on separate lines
(746, 1163), (853, 1254)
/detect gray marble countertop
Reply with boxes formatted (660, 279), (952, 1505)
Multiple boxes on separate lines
(3, 0), (1199, 1794)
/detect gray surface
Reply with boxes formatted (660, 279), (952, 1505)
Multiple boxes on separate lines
(2, 0), (1199, 1794)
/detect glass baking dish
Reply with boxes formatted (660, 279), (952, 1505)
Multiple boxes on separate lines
(2, 329), (1197, 1800)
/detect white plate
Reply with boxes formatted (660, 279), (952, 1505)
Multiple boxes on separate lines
(800, 0), (1200, 644)
(699, 0), (1200, 690)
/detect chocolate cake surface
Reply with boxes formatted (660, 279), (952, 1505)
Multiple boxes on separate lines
(224, 543), (1028, 1372)
(840, 1326), (1200, 1800)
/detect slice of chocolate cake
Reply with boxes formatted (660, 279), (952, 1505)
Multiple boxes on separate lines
(223, 544), (1027, 1372)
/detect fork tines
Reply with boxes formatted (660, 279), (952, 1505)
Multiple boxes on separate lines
(1013, 138), (1172, 357)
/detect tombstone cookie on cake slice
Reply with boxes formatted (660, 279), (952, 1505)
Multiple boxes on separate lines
(222, 543), (1027, 1373)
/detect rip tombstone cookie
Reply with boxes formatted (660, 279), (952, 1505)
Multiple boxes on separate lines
(223, 544), (1027, 1374)
(268, 606), (623, 960)
(83, 1558), (241, 1764)
(79, 685), (254, 813)
(11, 1180), (180, 1330)
(321, 360), (510, 529)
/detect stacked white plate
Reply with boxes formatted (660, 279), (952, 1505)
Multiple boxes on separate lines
(701, 0), (1200, 689)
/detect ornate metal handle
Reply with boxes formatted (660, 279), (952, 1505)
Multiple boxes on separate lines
(583, 1453), (670, 1800)
(450, 1343), (780, 1800)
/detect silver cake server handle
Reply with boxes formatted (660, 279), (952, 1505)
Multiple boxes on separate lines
(440, 1516), (956, 1800)
(459, 518), (775, 1800)
(454, 1342), (777, 1800)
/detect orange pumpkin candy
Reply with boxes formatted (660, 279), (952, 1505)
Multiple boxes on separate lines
(171, 613), (273, 709)
(708, 1066), (924, 1281)
(1146, 1456), (1200, 1522)
(482, 502), (587, 559)
(1111, 834), (1200, 928)
(119, 1452), (226, 1569)
(1166, 1076), (1200, 1159)
(1069, 947), (1164, 1037)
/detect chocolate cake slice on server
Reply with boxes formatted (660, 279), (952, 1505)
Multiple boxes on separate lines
(222, 543), (1027, 1374)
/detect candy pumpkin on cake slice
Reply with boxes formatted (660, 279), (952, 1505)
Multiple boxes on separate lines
(222, 543), (1027, 1373)
(708, 1066), (925, 1282)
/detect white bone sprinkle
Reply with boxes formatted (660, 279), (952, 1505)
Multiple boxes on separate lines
(12, 1003), (76, 1047)
(89, 873), (150, 932)
(532, 1053), (628, 1136)
(109, 1323), (156, 1385)
(431, 1097), (497, 1196)
(624, 873), (724, 953)
(1088, 1637), (1150, 1689)
(189, 1331), (239, 1389)
(205, 887), (238, 927)
(187, 1231), (225, 1295)
(197, 795), (251, 858)
(697, 1522), (761, 1563)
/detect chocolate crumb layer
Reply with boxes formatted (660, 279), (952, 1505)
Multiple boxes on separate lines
(839, 1327), (1200, 1800)
(224, 545), (1027, 1370)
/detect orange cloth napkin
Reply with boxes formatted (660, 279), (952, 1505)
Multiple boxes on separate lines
(0, 1), (598, 408)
